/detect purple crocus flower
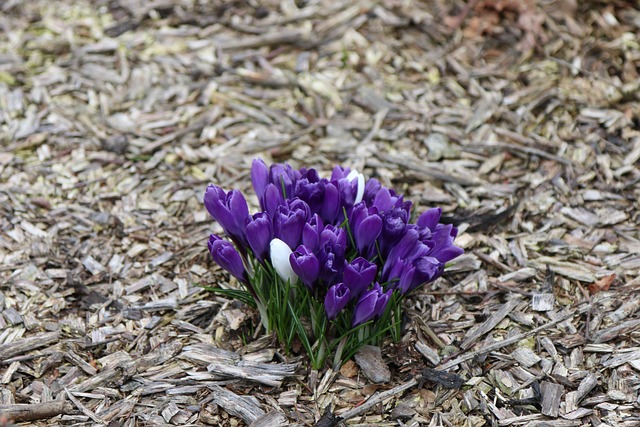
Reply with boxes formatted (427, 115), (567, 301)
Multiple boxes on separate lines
(379, 206), (410, 257)
(317, 225), (347, 284)
(325, 283), (351, 320)
(204, 185), (250, 245)
(245, 212), (273, 262)
(351, 283), (392, 327)
(329, 166), (365, 212)
(294, 175), (325, 215)
(320, 181), (341, 225)
(270, 163), (299, 199)
(362, 178), (382, 206)
(207, 234), (247, 283)
(412, 256), (443, 287)
(318, 246), (341, 285)
(428, 223), (464, 263)
(383, 226), (425, 273)
(394, 256), (443, 294)
(350, 202), (382, 258)
(384, 257), (411, 286)
(273, 198), (310, 250)
(371, 187), (399, 212)
(251, 158), (270, 210)
(290, 245), (320, 290)
(302, 214), (323, 253)
(343, 257), (377, 297)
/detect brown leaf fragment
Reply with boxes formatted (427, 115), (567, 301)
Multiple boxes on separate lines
(339, 360), (358, 378)
(354, 345), (391, 384)
(588, 273), (616, 295)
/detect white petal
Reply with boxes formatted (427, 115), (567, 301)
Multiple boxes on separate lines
(354, 173), (365, 204)
(269, 238), (298, 284)
(346, 170), (358, 181)
(346, 170), (366, 205)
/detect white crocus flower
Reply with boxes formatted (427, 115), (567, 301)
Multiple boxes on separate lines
(270, 238), (298, 284)
(346, 169), (366, 205)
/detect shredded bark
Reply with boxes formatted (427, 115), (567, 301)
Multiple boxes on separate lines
(1, 0), (639, 425)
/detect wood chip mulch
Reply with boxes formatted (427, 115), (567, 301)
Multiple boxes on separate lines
(1, 0), (639, 426)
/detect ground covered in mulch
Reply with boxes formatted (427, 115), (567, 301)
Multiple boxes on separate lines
(1, 0), (639, 426)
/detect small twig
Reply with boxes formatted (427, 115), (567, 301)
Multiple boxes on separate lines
(0, 401), (74, 422)
(361, 108), (388, 146)
(416, 317), (446, 349)
(215, 28), (312, 50)
(64, 386), (102, 424)
(337, 377), (419, 423)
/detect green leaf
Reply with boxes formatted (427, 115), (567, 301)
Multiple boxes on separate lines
(197, 285), (256, 308)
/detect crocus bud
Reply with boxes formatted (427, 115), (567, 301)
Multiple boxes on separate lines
(251, 158), (270, 210)
(350, 202), (382, 258)
(270, 238), (298, 284)
(325, 283), (351, 320)
(290, 245), (320, 290)
(320, 182), (340, 225)
(245, 212), (273, 262)
(343, 257), (377, 297)
(204, 185), (250, 245)
(302, 214), (323, 253)
(208, 235), (247, 283)
(351, 283), (391, 327)
(319, 224), (347, 255)
(397, 263), (415, 294)
(263, 183), (283, 219)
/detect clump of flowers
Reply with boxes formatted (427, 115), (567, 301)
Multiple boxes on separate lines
(203, 159), (463, 369)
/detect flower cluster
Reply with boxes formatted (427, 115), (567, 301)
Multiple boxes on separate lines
(204, 159), (463, 368)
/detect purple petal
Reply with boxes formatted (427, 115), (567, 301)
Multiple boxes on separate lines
(251, 159), (269, 209)
(417, 208), (442, 231)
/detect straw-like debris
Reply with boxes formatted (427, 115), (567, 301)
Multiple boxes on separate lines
(1, 0), (639, 425)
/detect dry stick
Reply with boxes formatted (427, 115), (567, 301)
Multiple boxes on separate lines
(64, 386), (102, 424)
(438, 302), (590, 371)
(361, 108), (388, 146)
(337, 378), (418, 424)
(0, 401), (74, 422)
(216, 28), (311, 50)
(0, 332), (61, 360)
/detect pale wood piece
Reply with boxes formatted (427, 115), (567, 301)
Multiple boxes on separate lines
(0, 401), (74, 422)
(540, 381), (564, 417)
